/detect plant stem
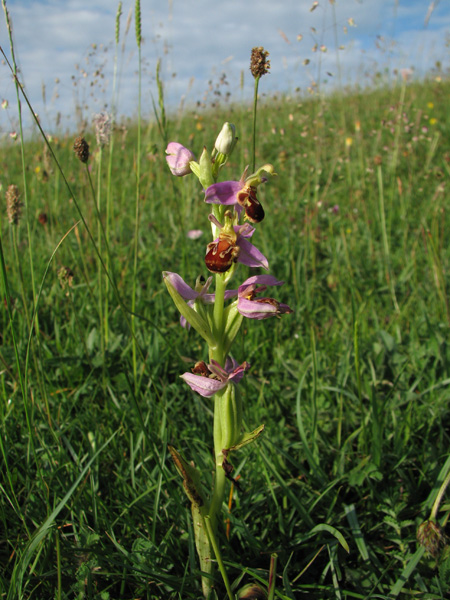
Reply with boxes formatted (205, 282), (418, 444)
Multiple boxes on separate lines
(251, 75), (260, 173)
(430, 467), (450, 521)
(131, 31), (142, 394)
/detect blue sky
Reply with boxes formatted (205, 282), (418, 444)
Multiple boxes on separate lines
(0, 0), (449, 134)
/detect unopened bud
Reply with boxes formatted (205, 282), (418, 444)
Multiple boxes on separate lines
(214, 122), (237, 156)
(237, 583), (267, 599)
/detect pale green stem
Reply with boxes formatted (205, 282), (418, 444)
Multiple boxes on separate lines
(131, 42), (142, 392)
(251, 75), (260, 174)
(430, 468), (450, 521)
(97, 147), (106, 361)
(204, 516), (234, 600)
(212, 274), (226, 357)
(377, 165), (399, 313)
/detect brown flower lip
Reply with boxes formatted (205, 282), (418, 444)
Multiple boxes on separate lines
(205, 238), (240, 274)
(237, 186), (265, 223)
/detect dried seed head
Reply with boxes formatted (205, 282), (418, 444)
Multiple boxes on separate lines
(5, 184), (22, 225)
(38, 212), (48, 225)
(73, 136), (90, 163)
(417, 520), (446, 557)
(250, 47), (270, 79)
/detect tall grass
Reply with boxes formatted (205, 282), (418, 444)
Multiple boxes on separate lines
(1, 6), (450, 599)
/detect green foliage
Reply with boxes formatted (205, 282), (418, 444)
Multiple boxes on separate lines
(1, 76), (450, 598)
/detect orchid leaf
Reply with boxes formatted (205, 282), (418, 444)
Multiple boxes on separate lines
(164, 275), (216, 348)
(228, 424), (265, 452)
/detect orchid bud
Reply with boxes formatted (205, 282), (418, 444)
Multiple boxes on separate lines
(214, 122), (237, 156)
(198, 146), (214, 188)
(165, 142), (196, 177)
(237, 583), (267, 599)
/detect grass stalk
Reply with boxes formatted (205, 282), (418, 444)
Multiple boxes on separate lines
(251, 75), (260, 173)
(131, 0), (142, 392)
(376, 164), (399, 313)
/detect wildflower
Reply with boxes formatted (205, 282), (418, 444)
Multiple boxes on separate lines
(165, 142), (196, 177)
(1, 99), (8, 109)
(429, 118), (437, 126)
(73, 136), (90, 163)
(400, 68), (413, 82)
(236, 275), (292, 319)
(181, 357), (249, 398)
(250, 47), (270, 78)
(5, 184), (22, 225)
(93, 111), (112, 146)
(205, 216), (269, 274)
(187, 229), (203, 240)
(205, 164), (276, 223)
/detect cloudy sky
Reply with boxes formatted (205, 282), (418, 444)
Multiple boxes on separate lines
(0, 0), (448, 134)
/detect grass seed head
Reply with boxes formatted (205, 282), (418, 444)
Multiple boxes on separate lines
(250, 47), (270, 79)
(73, 136), (90, 163)
(417, 520), (446, 557)
(5, 184), (22, 225)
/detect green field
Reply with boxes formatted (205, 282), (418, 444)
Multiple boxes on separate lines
(1, 22), (450, 598)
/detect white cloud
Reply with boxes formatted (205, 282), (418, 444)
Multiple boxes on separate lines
(0, 0), (448, 136)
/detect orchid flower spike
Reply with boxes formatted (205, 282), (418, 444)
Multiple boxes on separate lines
(181, 357), (250, 398)
(205, 164), (276, 223)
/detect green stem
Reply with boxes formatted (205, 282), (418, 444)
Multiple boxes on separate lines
(251, 75), (260, 173)
(96, 147), (106, 368)
(204, 516), (234, 600)
(131, 41), (142, 393)
(430, 467), (450, 521)
(212, 274), (226, 358)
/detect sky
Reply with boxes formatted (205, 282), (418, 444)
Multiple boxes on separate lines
(0, 0), (449, 135)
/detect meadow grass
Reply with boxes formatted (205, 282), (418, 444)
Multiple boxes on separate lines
(1, 39), (450, 599)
